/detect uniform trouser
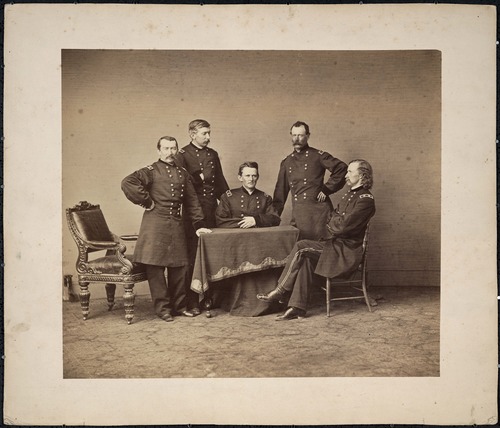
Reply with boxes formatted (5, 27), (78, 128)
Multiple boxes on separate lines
(145, 264), (188, 317)
(276, 240), (326, 311)
(184, 196), (218, 309)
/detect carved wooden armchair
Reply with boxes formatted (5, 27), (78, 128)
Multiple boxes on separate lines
(66, 201), (147, 324)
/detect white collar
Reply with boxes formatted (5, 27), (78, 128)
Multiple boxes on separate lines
(191, 141), (204, 150)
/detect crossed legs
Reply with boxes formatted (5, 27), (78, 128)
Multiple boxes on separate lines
(257, 239), (325, 318)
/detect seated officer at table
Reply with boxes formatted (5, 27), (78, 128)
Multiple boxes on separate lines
(215, 161), (281, 229)
(257, 159), (376, 320)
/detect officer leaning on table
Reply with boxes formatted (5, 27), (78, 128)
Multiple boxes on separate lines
(121, 135), (212, 322)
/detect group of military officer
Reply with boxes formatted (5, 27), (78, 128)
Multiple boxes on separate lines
(121, 119), (375, 322)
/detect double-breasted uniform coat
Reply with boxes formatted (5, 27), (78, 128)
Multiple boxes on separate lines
(275, 185), (376, 312)
(176, 143), (229, 227)
(273, 145), (347, 240)
(121, 159), (206, 317)
(215, 187), (281, 228)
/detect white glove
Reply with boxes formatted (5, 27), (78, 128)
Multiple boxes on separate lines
(196, 228), (212, 237)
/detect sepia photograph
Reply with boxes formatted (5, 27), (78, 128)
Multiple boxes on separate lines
(62, 49), (441, 378)
(4, 4), (497, 426)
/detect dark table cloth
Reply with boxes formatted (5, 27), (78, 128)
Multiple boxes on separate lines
(191, 226), (299, 316)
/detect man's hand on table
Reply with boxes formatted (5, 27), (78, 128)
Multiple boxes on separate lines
(196, 228), (212, 237)
(238, 216), (256, 229)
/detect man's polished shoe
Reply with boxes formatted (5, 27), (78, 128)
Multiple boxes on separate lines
(181, 310), (195, 317)
(160, 313), (174, 322)
(190, 307), (201, 316)
(257, 287), (286, 303)
(275, 307), (306, 321)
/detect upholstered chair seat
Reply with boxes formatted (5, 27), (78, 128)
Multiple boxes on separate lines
(87, 255), (143, 275)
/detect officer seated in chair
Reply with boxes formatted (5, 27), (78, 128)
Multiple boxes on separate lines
(257, 159), (376, 320)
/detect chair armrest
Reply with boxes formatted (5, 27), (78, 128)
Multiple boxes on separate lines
(86, 240), (120, 250)
(120, 234), (139, 241)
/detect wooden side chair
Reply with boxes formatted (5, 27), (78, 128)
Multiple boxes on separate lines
(66, 201), (147, 324)
(325, 225), (372, 317)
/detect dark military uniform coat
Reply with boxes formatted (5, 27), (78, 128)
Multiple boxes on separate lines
(121, 159), (205, 267)
(215, 187), (281, 228)
(273, 145), (347, 240)
(175, 143), (229, 227)
(315, 186), (376, 278)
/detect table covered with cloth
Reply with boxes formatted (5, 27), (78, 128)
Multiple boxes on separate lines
(190, 225), (300, 316)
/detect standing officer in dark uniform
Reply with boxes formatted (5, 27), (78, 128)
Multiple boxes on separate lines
(216, 161), (281, 228)
(176, 119), (229, 314)
(273, 121), (347, 240)
(121, 136), (212, 322)
(258, 159), (376, 320)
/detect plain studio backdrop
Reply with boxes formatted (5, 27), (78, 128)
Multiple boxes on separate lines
(62, 49), (441, 297)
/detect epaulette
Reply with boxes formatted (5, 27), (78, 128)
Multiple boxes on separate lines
(360, 193), (374, 199)
(146, 165), (154, 170)
(226, 190), (233, 197)
(178, 148), (185, 154)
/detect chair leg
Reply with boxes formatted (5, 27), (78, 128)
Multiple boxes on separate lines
(123, 283), (135, 324)
(105, 283), (116, 311)
(79, 280), (90, 320)
(326, 278), (331, 317)
(361, 275), (372, 313)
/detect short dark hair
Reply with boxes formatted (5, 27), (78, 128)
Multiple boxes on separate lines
(157, 136), (178, 150)
(349, 159), (374, 189)
(189, 119), (211, 133)
(290, 121), (310, 135)
(238, 161), (259, 176)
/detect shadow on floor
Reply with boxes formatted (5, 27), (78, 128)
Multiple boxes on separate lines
(63, 286), (440, 378)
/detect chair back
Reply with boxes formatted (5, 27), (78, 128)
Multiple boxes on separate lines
(66, 201), (114, 252)
(325, 222), (373, 316)
(360, 223), (370, 265)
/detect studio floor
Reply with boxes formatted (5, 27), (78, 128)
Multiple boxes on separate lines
(63, 286), (440, 378)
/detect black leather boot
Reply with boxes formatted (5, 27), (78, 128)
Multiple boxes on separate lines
(256, 287), (286, 303)
(275, 307), (306, 321)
